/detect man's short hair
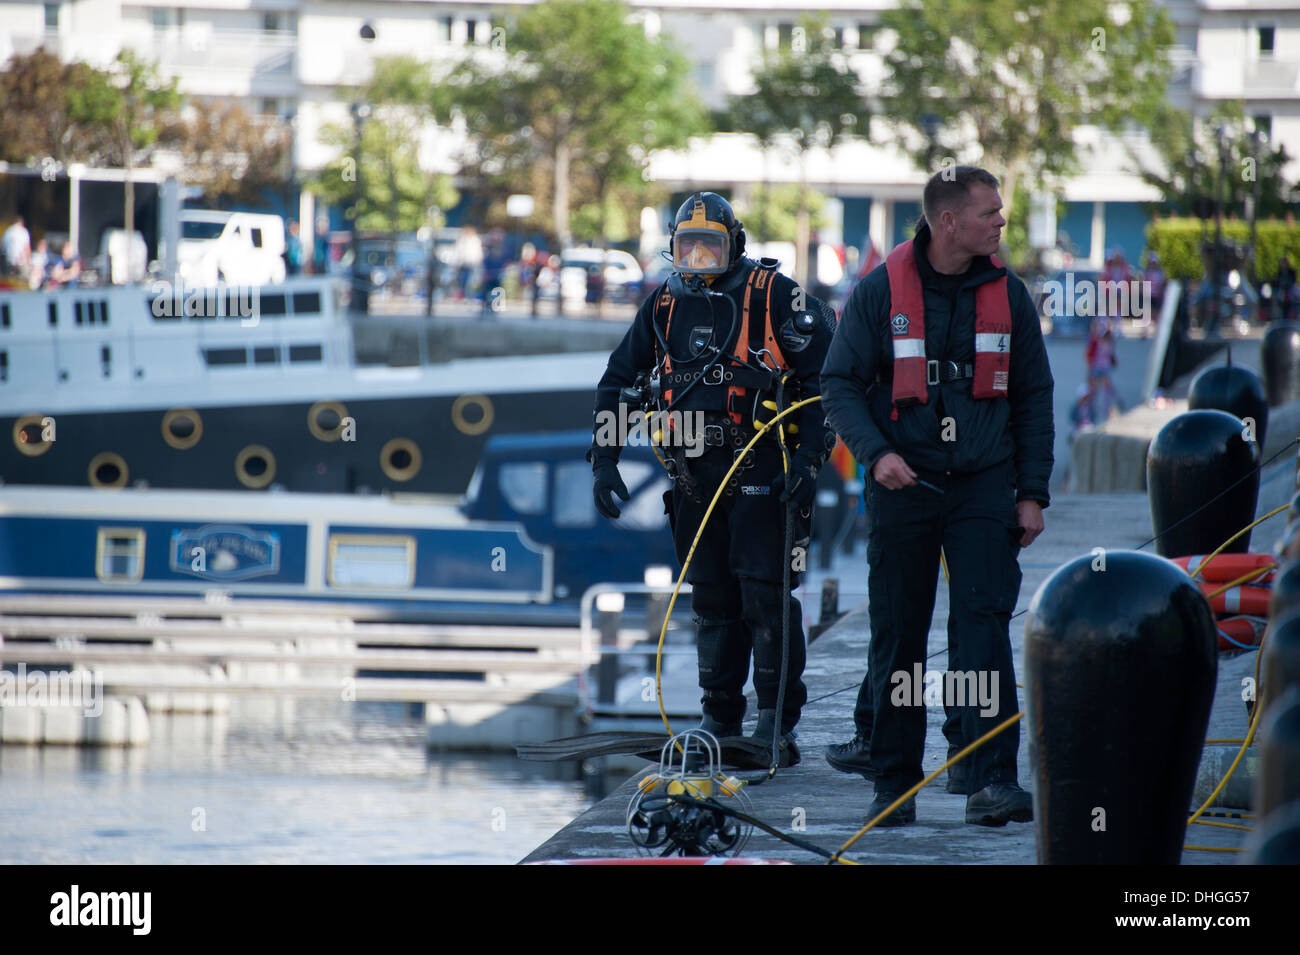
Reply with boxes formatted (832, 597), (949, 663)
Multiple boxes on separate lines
(922, 166), (1000, 228)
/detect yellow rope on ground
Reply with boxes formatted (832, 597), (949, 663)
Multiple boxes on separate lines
(1189, 503), (1288, 579)
(1189, 818), (1252, 832)
(829, 710), (1025, 863)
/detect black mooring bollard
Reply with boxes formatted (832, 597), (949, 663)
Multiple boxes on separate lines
(1246, 802), (1300, 863)
(1261, 322), (1300, 407)
(1024, 550), (1218, 864)
(1188, 364), (1269, 451)
(1269, 561), (1300, 620)
(1147, 410), (1260, 557)
(1261, 607), (1300, 713)
(1257, 686), (1300, 819)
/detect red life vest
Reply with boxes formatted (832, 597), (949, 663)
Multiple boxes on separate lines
(884, 239), (1012, 408)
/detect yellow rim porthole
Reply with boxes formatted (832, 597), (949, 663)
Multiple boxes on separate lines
(451, 394), (494, 436)
(235, 444), (276, 488)
(13, 414), (54, 457)
(307, 400), (349, 442)
(88, 451), (129, 489)
(161, 407), (203, 450)
(380, 437), (422, 482)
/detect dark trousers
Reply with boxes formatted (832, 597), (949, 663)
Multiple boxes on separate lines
(864, 459), (1023, 794)
(667, 441), (810, 729)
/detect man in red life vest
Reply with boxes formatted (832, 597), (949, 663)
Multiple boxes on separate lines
(820, 166), (1055, 826)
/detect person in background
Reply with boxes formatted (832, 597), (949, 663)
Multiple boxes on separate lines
(584, 263), (605, 317)
(47, 242), (81, 288)
(1274, 258), (1298, 324)
(28, 237), (49, 290)
(286, 221), (304, 276)
(1, 215), (31, 279)
(312, 218), (329, 275)
(1142, 251), (1166, 329)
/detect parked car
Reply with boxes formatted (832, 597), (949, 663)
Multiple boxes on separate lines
(177, 210), (286, 287)
(543, 248), (644, 305)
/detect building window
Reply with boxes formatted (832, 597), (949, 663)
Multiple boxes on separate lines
(1258, 26), (1275, 58)
(43, 3), (60, 31)
(437, 16), (452, 43)
(96, 527), (145, 583)
(327, 534), (415, 589)
(150, 8), (169, 31)
(1253, 114), (1273, 141)
(777, 22), (794, 50)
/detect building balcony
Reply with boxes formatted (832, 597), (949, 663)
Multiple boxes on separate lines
(1193, 58), (1300, 99)
(122, 27), (298, 95)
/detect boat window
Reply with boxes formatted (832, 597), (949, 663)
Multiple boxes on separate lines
(553, 461), (596, 527)
(96, 527), (145, 583)
(0, 350), (7, 381)
(499, 461), (547, 515)
(292, 291), (321, 315)
(101, 345), (111, 378)
(253, 346), (279, 364)
(48, 301), (57, 326)
(613, 461), (670, 531)
(1, 303), (10, 327)
(204, 347), (247, 366)
(328, 534), (415, 589)
(260, 293), (287, 316)
(288, 343), (322, 363)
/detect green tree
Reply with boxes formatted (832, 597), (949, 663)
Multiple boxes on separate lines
(1135, 103), (1297, 220)
(728, 16), (866, 284)
(310, 57), (458, 241)
(733, 184), (828, 244)
(0, 50), (119, 165)
(101, 52), (182, 239)
(879, 0), (1174, 263)
(175, 99), (293, 208)
(440, 0), (706, 248)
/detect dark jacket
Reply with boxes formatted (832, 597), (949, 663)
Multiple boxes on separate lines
(820, 223), (1054, 506)
(590, 257), (835, 465)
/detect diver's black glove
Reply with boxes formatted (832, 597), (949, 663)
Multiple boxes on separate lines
(592, 457), (630, 520)
(771, 456), (819, 512)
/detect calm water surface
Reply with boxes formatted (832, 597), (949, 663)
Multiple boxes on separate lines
(0, 700), (604, 864)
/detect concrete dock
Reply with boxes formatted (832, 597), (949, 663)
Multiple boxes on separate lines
(523, 449), (1291, 864)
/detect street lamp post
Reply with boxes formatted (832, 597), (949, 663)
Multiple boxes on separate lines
(349, 102), (371, 315)
(1210, 124), (1228, 337)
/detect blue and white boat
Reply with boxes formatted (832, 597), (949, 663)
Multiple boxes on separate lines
(0, 277), (604, 496)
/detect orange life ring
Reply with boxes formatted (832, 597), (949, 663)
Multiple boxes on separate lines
(1198, 582), (1271, 616)
(1216, 615), (1267, 652)
(1174, 553), (1276, 584)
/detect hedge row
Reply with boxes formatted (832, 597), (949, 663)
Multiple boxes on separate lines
(1145, 217), (1300, 282)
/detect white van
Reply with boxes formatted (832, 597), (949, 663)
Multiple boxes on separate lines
(178, 210), (287, 287)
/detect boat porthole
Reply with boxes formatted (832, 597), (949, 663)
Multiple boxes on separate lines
(87, 452), (129, 489)
(13, 414), (54, 457)
(307, 400), (349, 442)
(380, 437), (422, 482)
(235, 444), (277, 489)
(161, 407), (203, 450)
(451, 394), (494, 436)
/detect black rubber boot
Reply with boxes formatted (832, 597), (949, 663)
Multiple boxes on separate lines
(745, 708), (801, 767)
(698, 689), (744, 739)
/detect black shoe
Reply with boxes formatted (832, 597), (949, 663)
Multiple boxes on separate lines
(744, 709), (801, 767)
(697, 714), (742, 738)
(864, 790), (916, 827)
(825, 734), (878, 779)
(945, 758), (970, 795)
(965, 784), (1033, 827)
